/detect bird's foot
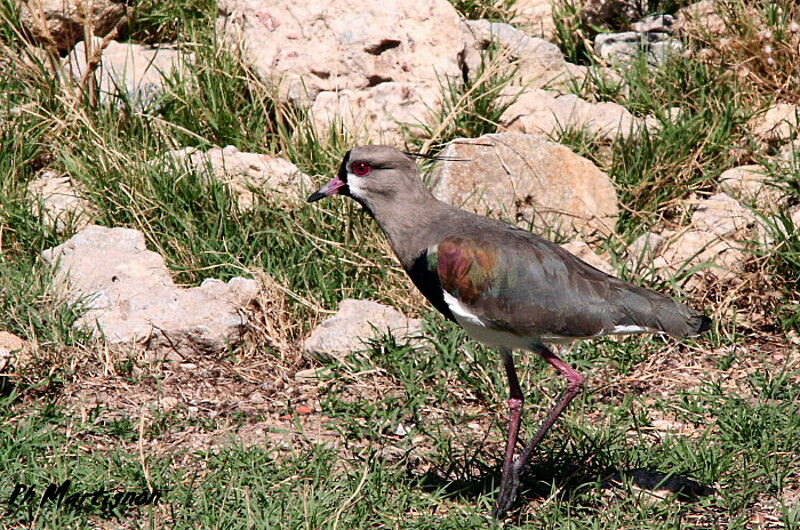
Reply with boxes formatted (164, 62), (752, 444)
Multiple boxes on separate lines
(491, 466), (522, 520)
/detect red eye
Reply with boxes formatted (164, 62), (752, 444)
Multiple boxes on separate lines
(351, 161), (372, 177)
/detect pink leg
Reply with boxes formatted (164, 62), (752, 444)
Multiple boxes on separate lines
(492, 343), (585, 519)
(498, 347), (524, 501)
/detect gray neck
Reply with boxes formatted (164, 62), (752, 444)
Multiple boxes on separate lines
(365, 188), (454, 269)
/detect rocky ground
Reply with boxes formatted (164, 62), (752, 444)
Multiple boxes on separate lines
(0, 0), (798, 527)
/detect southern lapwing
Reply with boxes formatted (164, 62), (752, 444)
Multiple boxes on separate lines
(307, 145), (711, 518)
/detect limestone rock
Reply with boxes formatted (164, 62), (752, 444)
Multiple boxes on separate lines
(430, 133), (619, 240)
(217, 0), (472, 140)
(303, 299), (422, 361)
(561, 240), (613, 275)
(500, 87), (644, 142)
(750, 103), (799, 143)
(27, 169), (93, 232)
(63, 39), (189, 109)
(41, 225), (259, 356)
(719, 165), (784, 211)
(691, 193), (757, 238)
(19, 0), (127, 52)
(162, 146), (314, 208)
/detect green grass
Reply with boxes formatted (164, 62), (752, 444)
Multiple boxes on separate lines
(0, 333), (797, 527)
(0, 0), (798, 527)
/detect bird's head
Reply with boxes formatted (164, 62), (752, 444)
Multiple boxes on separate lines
(306, 145), (426, 212)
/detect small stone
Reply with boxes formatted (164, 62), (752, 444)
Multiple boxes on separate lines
(391, 422), (414, 437)
(303, 299), (422, 362)
(249, 392), (266, 404)
(295, 405), (313, 415)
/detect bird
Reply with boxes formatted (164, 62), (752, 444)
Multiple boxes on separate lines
(307, 145), (711, 519)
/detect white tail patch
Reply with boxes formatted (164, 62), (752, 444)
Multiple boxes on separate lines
(610, 324), (659, 335)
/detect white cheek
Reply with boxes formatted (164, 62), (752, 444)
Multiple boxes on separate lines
(347, 172), (365, 197)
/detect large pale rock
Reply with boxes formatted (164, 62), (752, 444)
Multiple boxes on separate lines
(41, 225), (259, 356)
(303, 299), (422, 361)
(462, 19), (587, 90)
(750, 104), (799, 143)
(430, 133), (619, 239)
(217, 0), (472, 140)
(654, 230), (746, 287)
(19, 0), (127, 52)
(718, 165), (784, 211)
(64, 39), (189, 109)
(162, 146), (314, 208)
(690, 193), (757, 238)
(27, 169), (93, 232)
(500, 87), (645, 141)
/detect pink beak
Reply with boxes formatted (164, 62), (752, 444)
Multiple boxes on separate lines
(307, 176), (347, 203)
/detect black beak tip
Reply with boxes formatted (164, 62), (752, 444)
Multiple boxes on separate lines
(307, 191), (326, 203)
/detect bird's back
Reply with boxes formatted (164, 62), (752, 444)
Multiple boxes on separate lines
(419, 210), (710, 342)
